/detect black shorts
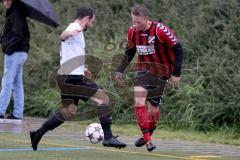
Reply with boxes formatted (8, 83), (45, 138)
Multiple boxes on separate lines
(57, 75), (99, 105)
(134, 71), (168, 107)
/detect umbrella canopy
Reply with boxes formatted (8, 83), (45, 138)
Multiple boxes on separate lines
(19, 0), (59, 28)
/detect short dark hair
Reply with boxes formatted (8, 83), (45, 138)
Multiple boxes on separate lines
(131, 4), (149, 17)
(76, 6), (95, 20)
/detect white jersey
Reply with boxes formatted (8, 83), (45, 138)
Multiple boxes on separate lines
(58, 22), (85, 75)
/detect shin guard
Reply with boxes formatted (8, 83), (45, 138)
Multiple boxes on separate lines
(149, 111), (160, 132)
(97, 105), (113, 139)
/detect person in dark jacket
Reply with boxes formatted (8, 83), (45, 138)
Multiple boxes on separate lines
(0, 0), (29, 121)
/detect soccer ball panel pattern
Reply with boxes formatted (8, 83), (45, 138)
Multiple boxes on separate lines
(85, 123), (104, 144)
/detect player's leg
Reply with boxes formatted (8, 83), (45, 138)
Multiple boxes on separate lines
(30, 98), (78, 151)
(148, 100), (161, 135)
(58, 75), (126, 148)
(134, 100), (160, 148)
(134, 86), (149, 141)
(134, 71), (163, 151)
(30, 75), (79, 151)
(147, 78), (168, 135)
(57, 75), (126, 148)
(134, 86), (156, 151)
(90, 89), (126, 148)
(136, 79), (167, 150)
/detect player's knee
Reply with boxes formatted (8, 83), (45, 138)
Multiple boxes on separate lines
(60, 103), (77, 120)
(98, 93), (110, 105)
(134, 100), (145, 107)
(149, 97), (162, 108)
(134, 96), (146, 107)
(135, 103), (145, 107)
(103, 95), (110, 105)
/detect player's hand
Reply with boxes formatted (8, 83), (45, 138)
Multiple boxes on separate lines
(113, 72), (124, 85)
(84, 68), (92, 79)
(170, 76), (181, 88)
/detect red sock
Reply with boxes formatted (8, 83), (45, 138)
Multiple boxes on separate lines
(134, 106), (151, 142)
(149, 111), (160, 132)
(148, 113), (154, 130)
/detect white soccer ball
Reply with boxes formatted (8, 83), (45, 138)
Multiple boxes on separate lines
(85, 123), (104, 144)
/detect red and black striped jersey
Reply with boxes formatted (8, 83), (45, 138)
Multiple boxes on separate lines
(127, 21), (178, 78)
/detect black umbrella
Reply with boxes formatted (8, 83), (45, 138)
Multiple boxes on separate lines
(19, 0), (60, 28)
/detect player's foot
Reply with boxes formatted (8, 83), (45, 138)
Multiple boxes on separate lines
(135, 129), (156, 147)
(102, 136), (127, 149)
(146, 141), (156, 152)
(135, 137), (145, 147)
(30, 131), (42, 151)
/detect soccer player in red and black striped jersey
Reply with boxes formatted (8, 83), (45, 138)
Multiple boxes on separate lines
(114, 4), (184, 152)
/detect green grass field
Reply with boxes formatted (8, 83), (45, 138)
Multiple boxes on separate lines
(0, 131), (238, 160)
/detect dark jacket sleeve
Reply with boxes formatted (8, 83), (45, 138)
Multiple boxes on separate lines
(5, 10), (26, 54)
(172, 42), (184, 77)
(116, 45), (136, 73)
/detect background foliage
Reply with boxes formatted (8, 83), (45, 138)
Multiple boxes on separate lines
(0, 0), (239, 131)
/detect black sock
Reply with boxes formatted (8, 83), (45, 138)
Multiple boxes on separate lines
(36, 126), (48, 137)
(101, 123), (113, 139)
(36, 113), (64, 136)
(97, 105), (113, 139)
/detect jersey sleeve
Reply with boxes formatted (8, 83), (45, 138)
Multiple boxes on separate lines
(125, 27), (136, 61)
(156, 23), (184, 77)
(126, 27), (136, 49)
(65, 23), (82, 32)
(116, 27), (136, 73)
(156, 23), (177, 48)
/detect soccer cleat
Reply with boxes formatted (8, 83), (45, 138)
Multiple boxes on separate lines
(102, 136), (127, 149)
(135, 129), (156, 147)
(30, 131), (42, 151)
(135, 137), (145, 147)
(146, 141), (156, 152)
